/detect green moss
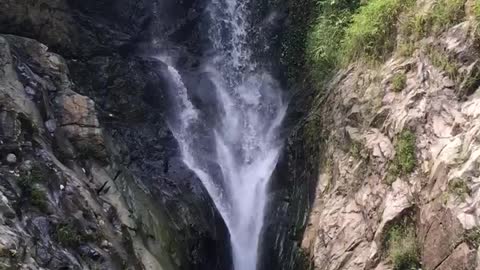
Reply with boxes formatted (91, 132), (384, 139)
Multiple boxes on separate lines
(391, 72), (407, 92)
(389, 130), (416, 178)
(342, 0), (415, 63)
(386, 222), (420, 270)
(448, 178), (471, 201)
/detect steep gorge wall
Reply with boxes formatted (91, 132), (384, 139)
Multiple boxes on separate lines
(277, 0), (480, 269)
(0, 1), (230, 269)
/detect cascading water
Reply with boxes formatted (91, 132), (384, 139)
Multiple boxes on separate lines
(160, 1), (286, 269)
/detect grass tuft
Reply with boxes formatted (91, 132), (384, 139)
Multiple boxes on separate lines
(342, 0), (415, 63)
(386, 222), (420, 270)
(426, 46), (458, 79)
(391, 73), (407, 92)
(389, 130), (416, 178)
(428, 0), (466, 34)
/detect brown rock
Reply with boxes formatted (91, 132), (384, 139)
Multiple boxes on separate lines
(421, 209), (465, 270)
(58, 92), (106, 160)
(435, 243), (476, 270)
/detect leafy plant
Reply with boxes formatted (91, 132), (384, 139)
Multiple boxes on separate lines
(341, 0), (415, 63)
(428, 0), (466, 34)
(391, 73), (407, 92)
(389, 130), (416, 178)
(386, 222), (420, 270)
(306, 0), (361, 86)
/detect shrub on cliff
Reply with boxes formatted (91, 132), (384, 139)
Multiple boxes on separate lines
(306, 0), (415, 87)
(342, 0), (415, 62)
(386, 222), (420, 270)
(389, 130), (416, 178)
(306, 0), (360, 84)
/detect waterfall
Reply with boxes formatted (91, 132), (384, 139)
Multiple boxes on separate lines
(160, 0), (286, 269)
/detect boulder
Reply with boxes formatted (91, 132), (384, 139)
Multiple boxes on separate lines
(5, 154), (16, 164)
(57, 92), (106, 160)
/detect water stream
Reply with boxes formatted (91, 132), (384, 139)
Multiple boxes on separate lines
(161, 1), (286, 269)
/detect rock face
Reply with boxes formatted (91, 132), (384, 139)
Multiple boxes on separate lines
(0, 0), (230, 270)
(270, 1), (480, 269)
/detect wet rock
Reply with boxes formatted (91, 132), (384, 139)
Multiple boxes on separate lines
(0, 111), (21, 143)
(44, 119), (56, 133)
(5, 154), (16, 164)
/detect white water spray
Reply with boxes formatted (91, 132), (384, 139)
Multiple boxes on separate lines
(161, 1), (286, 269)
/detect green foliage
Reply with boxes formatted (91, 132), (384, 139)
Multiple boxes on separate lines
(386, 222), (420, 270)
(475, 0), (480, 20)
(401, 0), (466, 40)
(397, 42), (417, 57)
(389, 130), (416, 178)
(428, 0), (466, 34)
(391, 73), (407, 92)
(342, 0), (415, 63)
(448, 178), (471, 200)
(465, 227), (480, 248)
(398, 10), (429, 43)
(426, 46), (458, 79)
(305, 0), (361, 85)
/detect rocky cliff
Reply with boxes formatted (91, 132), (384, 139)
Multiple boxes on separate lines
(0, 1), (230, 269)
(273, 0), (480, 269)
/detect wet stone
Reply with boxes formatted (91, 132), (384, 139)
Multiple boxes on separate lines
(6, 153), (16, 164)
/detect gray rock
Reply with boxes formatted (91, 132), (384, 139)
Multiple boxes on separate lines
(45, 119), (57, 133)
(19, 160), (33, 172)
(6, 154), (16, 164)
(24, 86), (35, 95)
